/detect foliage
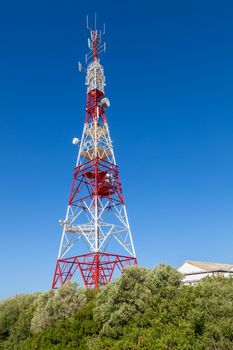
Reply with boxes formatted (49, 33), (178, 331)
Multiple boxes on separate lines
(1, 265), (233, 349)
(93, 264), (182, 338)
(0, 293), (38, 349)
(31, 281), (87, 333)
(19, 300), (97, 350)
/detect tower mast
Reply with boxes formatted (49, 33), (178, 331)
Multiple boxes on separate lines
(52, 17), (137, 289)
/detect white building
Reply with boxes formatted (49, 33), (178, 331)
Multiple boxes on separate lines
(178, 260), (233, 284)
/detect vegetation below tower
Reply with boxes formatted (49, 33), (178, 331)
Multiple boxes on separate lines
(0, 265), (233, 349)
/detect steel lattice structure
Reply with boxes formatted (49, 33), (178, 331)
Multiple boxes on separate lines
(52, 19), (137, 289)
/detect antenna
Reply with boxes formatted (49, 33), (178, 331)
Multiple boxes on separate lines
(94, 12), (97, 30)
(86, 13), (105, 35)
(84, 14), (107, 64)
(78, 61), (82, 72)
(86, 15), (91, 32)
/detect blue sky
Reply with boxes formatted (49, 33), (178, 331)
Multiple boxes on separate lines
(1, 0), (233, 299)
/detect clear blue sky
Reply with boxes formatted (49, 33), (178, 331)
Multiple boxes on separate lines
(1, 0), (233, 299)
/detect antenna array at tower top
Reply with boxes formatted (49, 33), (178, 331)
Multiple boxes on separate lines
(85, 14), (106, 63)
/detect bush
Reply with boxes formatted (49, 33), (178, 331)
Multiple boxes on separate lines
(0, 293), (39, 349)
(31, 281), (87, 333)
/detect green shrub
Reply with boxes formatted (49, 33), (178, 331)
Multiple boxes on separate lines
(31, 281), (87, 333)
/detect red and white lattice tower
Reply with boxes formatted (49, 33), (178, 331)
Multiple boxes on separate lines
(52, 19), (137, 289)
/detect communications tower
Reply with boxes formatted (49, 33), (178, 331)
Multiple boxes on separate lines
(52, 18), (137, 289)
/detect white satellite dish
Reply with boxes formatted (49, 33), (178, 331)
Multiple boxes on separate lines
(72, 137), (80, 145)
(100, 97), (110, 108)
(59, 219), (64, 226)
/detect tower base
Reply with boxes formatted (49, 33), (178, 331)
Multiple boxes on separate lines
(52, 252), (137, 289)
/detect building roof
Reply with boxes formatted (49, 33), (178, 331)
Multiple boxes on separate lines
(186, 260), (233, 272)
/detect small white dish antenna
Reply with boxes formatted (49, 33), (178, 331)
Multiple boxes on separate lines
(72, 137), (80, 145)
(59, 219), (65, 226)
(100, 97), (110, 108)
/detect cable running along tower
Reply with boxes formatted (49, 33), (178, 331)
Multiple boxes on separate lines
(52, 18), (137, 289)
